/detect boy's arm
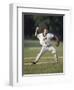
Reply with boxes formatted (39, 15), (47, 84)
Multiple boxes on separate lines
(54, 35), (60, 47)
(35, 27), (39, 37)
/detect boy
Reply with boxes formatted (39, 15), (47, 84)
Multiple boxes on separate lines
(32, 26), (60, 64)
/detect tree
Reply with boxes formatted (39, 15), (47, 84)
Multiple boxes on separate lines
(23, 14), (63, 41)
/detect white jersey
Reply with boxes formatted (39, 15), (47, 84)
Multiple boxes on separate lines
(37, 33), (54, 46)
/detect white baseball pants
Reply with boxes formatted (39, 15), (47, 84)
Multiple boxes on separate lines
(34, 46), (57, 63)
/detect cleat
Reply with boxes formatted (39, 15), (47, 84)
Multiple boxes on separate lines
(54, 56), (58, 63)
(32, 61), (36, 64)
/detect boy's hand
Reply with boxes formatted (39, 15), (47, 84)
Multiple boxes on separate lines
(36, 27), (39, 32)
(35, 27), (39, 36)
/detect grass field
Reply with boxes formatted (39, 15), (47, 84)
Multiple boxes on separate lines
(24, 40), (63, 74)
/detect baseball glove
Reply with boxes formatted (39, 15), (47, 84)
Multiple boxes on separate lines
(55, 41), (60, 47)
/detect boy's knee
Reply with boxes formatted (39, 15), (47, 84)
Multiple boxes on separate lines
(52, 49), (56, 54)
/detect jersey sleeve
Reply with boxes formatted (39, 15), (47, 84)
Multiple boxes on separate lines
(37, 33), (41, 39)
(48, 33), (54, 39)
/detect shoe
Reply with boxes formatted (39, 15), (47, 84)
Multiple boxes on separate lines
(55, 56), (58, 63)
(32, 61), (36, 64)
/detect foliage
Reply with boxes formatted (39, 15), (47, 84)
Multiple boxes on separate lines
(23, 14), (63, 41)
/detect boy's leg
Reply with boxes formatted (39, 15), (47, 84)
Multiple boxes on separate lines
(32, 46), (45, 64)
(48, 46), (58, 62)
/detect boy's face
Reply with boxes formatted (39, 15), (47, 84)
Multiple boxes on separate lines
(43, 29), (48, 36)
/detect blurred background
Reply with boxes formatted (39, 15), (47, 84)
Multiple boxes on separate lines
(23, 13), (63, 41)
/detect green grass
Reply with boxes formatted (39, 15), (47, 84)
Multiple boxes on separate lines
(24, 63), (63, 74)
(24, 40), (63, 74)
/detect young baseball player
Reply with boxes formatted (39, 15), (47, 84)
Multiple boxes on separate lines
(32, 26), (60, 64)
